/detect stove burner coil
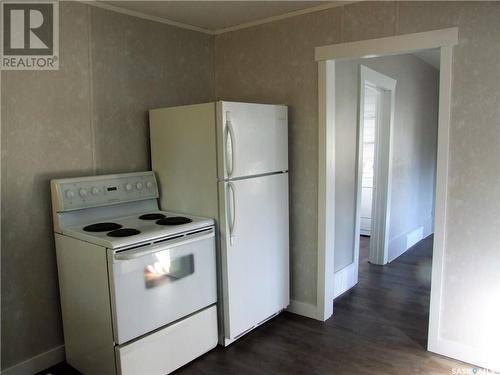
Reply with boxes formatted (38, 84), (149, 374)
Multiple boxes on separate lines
(139, 213), (166, 220)
(107, 228), (141, 237)
(156, 217), (193, 226)
(83, 222), (122, 232)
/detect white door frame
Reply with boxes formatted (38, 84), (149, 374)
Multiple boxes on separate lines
(355, 66), (397, 266)
(315, 28), (458, 358)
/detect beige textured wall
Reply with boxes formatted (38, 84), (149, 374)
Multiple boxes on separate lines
(215, 1), (500, 362)
(334, 54), (439, 271)
(2, 0), (499, 370)
(90, 7), (215, 174)
(0, 2), (214, 369)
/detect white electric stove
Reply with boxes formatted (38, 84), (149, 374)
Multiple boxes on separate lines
(51, 171), (218, 375)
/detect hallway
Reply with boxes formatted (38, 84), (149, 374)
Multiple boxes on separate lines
(357, 232), (432, 350)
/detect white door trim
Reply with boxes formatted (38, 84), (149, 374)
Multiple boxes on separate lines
(427, 44), (453, 355)
(316, 27), (460, 365)
(356, 66), (397, 267)
(315, 28), (458, 62)
(316, 59), (335, 321)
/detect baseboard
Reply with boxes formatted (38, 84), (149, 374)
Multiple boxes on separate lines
(388, 218), (434, 262)
(333, 262), (358, 299)
(429, 337), (500, 373)
(286, 299), (320, 320)
(1, 345), (65, 375)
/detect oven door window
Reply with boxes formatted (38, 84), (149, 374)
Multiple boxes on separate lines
(145, 251), (194, 288)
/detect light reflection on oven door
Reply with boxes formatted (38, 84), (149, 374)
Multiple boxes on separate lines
(144, 251), (195, 289)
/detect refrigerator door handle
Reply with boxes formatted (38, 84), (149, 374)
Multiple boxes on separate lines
(225, 111), (236, 178)
(227, 182), (236, 245)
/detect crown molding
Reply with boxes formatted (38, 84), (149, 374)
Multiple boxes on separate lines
(214, 2), (353, 35)
(80, 1), (357, 36)
(82, 1), (215, 35)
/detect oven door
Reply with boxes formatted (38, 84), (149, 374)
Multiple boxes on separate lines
(108, 227), (217, 344)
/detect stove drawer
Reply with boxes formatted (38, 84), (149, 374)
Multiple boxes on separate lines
(116, 305), (218, 375)
(108, 228), (217, 344)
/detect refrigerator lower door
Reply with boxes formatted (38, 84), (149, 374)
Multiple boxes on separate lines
(218, 172), (289, 343)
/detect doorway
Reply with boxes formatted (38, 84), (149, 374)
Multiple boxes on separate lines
(315, 28), (458, 363)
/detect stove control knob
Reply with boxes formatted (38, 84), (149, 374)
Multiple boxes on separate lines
(66, 190), (75, 199)
(91, 187), (100, 195)
(125, 183), (133, 192)
(79, 188), (87, 197)
(146, 181), (153, 189)
(136, 182), (144, 190)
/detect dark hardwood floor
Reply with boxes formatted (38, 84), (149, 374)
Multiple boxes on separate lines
(40, 235), (469, 375)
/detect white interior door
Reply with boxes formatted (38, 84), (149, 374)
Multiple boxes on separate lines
(217, 101), (288, 180)
(354, 65), (397, 266)
(360, 86), (378, 236)
(218, 173), (289, 341)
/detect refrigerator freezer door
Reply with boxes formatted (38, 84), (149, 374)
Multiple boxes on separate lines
(218, 173), (289, 342)
(217, 102), (288, 180)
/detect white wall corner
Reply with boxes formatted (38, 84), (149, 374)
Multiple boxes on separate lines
(287, 299), (322, 321)
(1, 345), (65, 375)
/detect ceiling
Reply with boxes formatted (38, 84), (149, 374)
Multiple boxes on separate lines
(100, 1), (343, 34)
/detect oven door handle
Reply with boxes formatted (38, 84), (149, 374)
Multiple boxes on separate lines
(113, 229), (214, 261)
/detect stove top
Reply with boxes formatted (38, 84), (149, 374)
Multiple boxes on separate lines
(62, 211), (214, 249)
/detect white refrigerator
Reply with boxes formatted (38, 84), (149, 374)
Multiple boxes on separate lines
(150, 101), (289, 346)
